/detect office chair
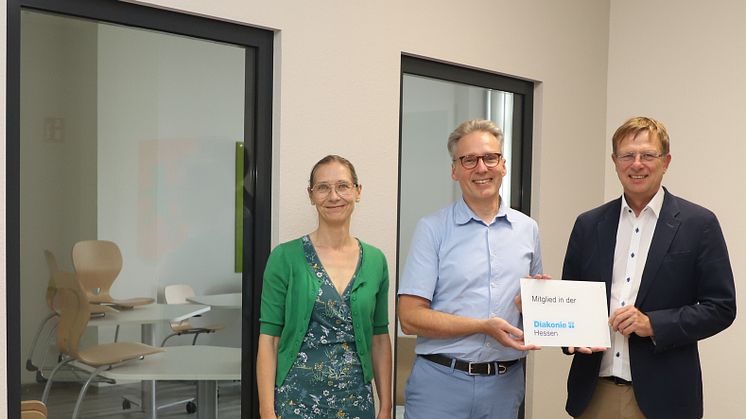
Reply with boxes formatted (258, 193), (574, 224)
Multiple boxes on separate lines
(40, 269), (165, 419)
(72, 240), (155, 310)
(161, 284), (224, 346)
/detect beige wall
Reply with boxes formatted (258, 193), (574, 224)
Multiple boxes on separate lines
(3, 0), (744, 417)
(16, 0), (746, 417)
(1, 0), (610, 417)
(124, 2), (610, 418)
(605, 1), (746, 416)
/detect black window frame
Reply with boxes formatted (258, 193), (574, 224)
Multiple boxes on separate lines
(394, 54), (535, 418)
(5, 1), (273, 418)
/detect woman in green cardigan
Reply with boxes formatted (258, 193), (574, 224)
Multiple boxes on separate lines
(257, 155), (392, 419)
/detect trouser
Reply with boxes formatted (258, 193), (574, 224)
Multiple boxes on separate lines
(404, 355), (524, 419)
(575, 377), (645, 419)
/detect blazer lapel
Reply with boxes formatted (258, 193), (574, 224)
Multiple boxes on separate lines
(635, 190), (681, 307)
(597, 199), (621, 303)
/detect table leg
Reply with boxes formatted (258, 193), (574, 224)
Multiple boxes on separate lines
(141, 323), (156, 419)
(197, 380), (218, 419)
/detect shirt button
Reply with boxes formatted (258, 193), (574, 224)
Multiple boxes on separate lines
(616, 352), (620, 357)
(631, 253), (635, 258)
(635, 228), (640, 233)
(621, 301), (625, 306)
(626, 277), (631, 283)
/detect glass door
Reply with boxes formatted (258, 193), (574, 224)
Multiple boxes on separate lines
(8, 1), (273, 417)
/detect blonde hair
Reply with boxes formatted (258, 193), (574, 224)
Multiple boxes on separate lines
(612, 116), (670, 155)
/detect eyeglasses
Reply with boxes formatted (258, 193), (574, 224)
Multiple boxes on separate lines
(615, 151), (666, 164)
(453, 153), (503, 169)
(310, 181), (357, 197)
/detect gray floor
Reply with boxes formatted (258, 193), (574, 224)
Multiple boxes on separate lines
(21, 380), (241, 419)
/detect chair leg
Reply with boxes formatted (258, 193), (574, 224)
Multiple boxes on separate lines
(26, 313), (57, 371)
(35, 321), (60, 379)
(161, 333), (178, 347)
(41, 358), (74, 403)
(71, 366), (106, 419)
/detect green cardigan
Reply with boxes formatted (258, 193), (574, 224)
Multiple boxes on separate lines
(259, 237), (389, 387)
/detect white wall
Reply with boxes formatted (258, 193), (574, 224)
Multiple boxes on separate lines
(2, 0), (614, 417)
(606, 1), (746, 416)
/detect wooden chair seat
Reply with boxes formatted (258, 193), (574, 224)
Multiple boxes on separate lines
(77, 341), (164, 366)
(21, 400), (47, 419)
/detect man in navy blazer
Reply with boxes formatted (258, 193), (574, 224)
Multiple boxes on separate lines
(563, 117), (736, 419)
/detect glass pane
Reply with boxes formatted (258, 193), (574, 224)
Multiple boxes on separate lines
(396, 73), (515, 417)
(20, 9), (246, 418)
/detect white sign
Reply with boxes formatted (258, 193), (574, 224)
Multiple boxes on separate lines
(520, 278), (611, 348)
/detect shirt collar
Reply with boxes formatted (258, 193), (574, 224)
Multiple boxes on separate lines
(620, 187), (665, 219)
(454, 195), (511, 226)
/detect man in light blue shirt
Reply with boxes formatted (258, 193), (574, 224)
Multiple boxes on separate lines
(398, 119), (545, 419)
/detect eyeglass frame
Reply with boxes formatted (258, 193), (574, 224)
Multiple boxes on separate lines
(452, 153), (504, 170)
(614, 151), (667, 165)
(308, 181), (359, 197)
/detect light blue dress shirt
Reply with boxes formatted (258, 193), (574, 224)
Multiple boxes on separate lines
(398, 196), (543, 362)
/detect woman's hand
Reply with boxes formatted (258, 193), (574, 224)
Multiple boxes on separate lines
(257, 334), (281, 419)
(376, 409), (392, 419)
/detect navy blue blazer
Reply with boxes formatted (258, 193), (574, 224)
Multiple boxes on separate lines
(563, 188), (736, 419)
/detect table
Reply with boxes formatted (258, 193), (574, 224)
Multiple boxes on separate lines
(187, 293), (242, 309)
(74, 346), (240, 419)
(89, 303), (211, 418)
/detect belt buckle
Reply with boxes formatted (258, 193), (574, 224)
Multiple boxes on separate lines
(497, 363), (507, 375)
(467, 361), (489, 375)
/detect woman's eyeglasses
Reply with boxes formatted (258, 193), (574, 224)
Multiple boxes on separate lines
(310, 181), (357, 197)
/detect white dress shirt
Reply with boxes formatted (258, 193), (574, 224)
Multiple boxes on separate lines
(599, 188), (664, 381)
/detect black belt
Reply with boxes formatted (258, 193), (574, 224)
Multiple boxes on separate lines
(602, 376), (632, 386)
(421, 354), (518, 376)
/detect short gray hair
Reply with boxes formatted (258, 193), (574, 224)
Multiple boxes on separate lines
(447, 119), (504, 159)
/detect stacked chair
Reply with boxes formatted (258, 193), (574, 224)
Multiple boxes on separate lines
(40, 269), (165, 419)
(71, 240), (155, 310)
(25, 250), (116, 382)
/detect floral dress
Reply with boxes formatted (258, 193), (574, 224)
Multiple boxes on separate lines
(274, 235), (374, 419)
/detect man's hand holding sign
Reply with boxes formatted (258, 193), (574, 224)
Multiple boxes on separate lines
(519, 278), (611, 351)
